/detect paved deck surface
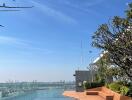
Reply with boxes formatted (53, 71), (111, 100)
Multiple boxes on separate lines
(63, 91), (105, 100)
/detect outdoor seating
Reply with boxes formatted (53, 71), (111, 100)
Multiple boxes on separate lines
(86, 88), (114, 100)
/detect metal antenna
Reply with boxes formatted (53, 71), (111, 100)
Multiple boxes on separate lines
(77, 40), (83, 71)
(80, 40), (84, 68)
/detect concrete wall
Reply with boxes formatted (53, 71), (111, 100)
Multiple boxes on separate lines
(74, 70), (94, 92)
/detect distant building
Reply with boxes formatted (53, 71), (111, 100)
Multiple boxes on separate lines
(74, 70), (96, 92)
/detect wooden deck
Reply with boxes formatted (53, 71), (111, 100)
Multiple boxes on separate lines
(63, 91), (105, 100)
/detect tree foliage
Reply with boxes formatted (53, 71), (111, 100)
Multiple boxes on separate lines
(95, 53), (129, 82)
(92, 3), (132, 81)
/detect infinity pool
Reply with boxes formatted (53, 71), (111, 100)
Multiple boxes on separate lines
(4, 88), (75, 100)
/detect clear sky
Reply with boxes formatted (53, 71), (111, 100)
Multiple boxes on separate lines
(0, 0), (130, 82)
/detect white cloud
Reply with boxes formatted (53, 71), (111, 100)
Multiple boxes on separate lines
(30, 0), (77, 24)
(0, 36), (29, 46)
(84, 0), (105, 7)
(59, 0), (104, 17)
(0, 36), (52, 54)
(62, 0), (105, 7)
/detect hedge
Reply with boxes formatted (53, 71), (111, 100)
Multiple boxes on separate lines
(107, 82), (130, 96)
(83, 81), (104, 89)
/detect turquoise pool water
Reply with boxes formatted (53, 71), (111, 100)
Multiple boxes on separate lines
(4, 88), (74, 100)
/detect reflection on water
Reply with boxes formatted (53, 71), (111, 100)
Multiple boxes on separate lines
(4, 88), (74, 100)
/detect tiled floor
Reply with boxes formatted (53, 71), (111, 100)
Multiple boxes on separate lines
(63, 91), (105, 100)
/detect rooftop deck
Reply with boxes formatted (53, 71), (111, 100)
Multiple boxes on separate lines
(63, 91), (105, 100)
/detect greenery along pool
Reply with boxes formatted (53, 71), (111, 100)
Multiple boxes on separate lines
(4, 88), (74, 100)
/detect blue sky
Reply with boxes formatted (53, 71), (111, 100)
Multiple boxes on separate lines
(0, 0), (130, 82)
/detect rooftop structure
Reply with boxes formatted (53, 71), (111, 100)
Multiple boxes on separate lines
(74, 70), (96, 92)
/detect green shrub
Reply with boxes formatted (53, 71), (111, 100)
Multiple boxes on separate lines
(83, 82), (91, 89)
(105, 83), (109, 88)
(116, 81), (128, 86)
(83, 81), (104, 89)
(107, 82), (129, 96)
(120, 86), (129, 95)
(126, 83), (132, 97)
(100, 79), (105, 85)
(108, 82), (121, 93)
(91, 82), (104, 88)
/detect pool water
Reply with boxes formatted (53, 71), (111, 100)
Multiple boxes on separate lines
(4, 88), (74, 100)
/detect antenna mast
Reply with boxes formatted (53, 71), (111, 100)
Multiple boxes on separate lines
(80, 40), (84, 68)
